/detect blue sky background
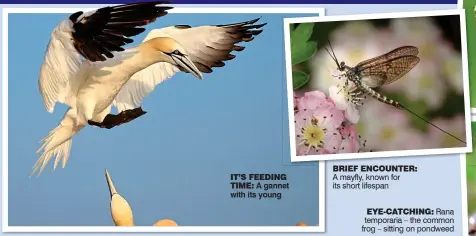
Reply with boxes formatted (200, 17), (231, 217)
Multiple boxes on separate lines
(7, 12), (320, 226)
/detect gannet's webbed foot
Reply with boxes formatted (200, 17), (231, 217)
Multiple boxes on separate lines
(88, 120), (106, 128)
(117, 107), (148, 126)
(87, 107), (147, 129)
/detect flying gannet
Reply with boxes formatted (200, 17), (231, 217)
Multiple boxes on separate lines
(33, 7), (266, 176)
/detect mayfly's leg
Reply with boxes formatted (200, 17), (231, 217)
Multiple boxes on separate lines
(88, 107), (148, 129)
(348, 88), (366, 106)
(329, 69), (347, 83)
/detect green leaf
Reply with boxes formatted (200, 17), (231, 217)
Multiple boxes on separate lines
(291, 23), (314, 43)
(290, 23), (317, 66)
(293, 70), (309, 90)
(291, 41), (317, 66)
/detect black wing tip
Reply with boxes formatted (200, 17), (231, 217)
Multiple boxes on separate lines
(249, 29), (264, 35)
(72, 1), (174, 63)
(69, 11), (84, 22)
(216, 17), (265, 28)
(108, 1), (174, 17)
(113, 1), (173, 7)
(242, 17), (262, 25)
(254, 22), (267, 29)
(150, 0), (173, 5)
(249, 17), (262, 24)
(174, 24), (191, 29)
(159, 6), (174, 11)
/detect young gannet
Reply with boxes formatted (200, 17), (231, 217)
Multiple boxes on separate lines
(105, 169), (178, 226)
(105, 169), (134, 226)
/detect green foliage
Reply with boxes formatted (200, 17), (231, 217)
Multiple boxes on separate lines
(468, 122), (476, 214)
(290, 23), (317, 90)
(465, 1), (476, 106)
(292, 70), (310, 90)
(463, 1), (476, 214)
(290, 23), (317, 65)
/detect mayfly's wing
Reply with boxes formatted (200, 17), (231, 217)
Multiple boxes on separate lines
(355, 46), (419, 69)
(358, 55), (420, 88)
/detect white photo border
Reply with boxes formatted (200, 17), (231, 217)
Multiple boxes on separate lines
(1, 6), (327, 233)
(283, 9), (473, 162)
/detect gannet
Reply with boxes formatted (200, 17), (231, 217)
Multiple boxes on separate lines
(105, 169), (134, 226)
(105, 169), (179, 226)
(32, 14), (266, 176)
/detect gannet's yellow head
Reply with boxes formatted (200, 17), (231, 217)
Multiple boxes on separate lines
(105, 169), (134, 226)
(154, 219), (179, 226)
(145, 37), (203, 80)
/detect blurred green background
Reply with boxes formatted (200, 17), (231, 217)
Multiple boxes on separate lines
(464, 0), (476, 216)
(464, 0), (476, 106)
(467, 123), (476, 213)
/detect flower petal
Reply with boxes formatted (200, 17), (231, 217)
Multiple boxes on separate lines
(313, 107), (345, 128)
(345, 105), (360, 124)
(329, 85), (349, 111)
(338, 125), (360, 153)
(298, 90), (334, 110)
(323, 130), (342, 153)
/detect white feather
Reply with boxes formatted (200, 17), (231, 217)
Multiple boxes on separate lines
(33, 49), (141, 176)
(38, 20), (82, 113)
(32, 108), (83, 177)
(113, 25), (231, 112)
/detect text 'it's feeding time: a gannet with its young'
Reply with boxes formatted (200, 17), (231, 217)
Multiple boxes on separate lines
(33, 1), (266, 177)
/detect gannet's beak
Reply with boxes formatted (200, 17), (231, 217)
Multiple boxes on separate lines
(105, 169), (134, 226)
(105, 169), (117, 197)
(171, 54), (203, 80)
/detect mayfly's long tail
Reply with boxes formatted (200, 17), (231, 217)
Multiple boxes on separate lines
(399, 104), (466, 145)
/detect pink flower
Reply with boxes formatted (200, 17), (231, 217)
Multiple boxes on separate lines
(338, 125), (361, 153)
(294, 107), (344, 156)
(296, 90), (335, 111)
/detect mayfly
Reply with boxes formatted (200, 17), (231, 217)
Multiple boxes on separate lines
(325, 41), (466, 145)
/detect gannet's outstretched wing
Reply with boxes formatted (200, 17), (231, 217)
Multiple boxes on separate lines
(113, 18), (266, 111)
(38, 2), (172, 113)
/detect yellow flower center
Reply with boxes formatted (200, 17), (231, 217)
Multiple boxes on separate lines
(303, 125), (325, 147)
(298, 118), (328, 154)
(381, 127), (395, 141)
